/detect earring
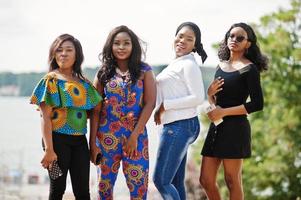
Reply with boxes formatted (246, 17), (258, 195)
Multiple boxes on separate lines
(245, 48), (249, 54)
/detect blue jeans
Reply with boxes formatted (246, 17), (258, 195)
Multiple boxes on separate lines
(153, 116), (200, 200)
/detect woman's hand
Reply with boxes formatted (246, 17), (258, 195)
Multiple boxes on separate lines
(207, 106), (225, 122)
(90, 144), (101, 165)
(154, 103), (165, 125)
(123, 134), (138, 159)
(207, 77), (224, 97)
(41, 149), (57, 169)
(154, 110), (162, 125)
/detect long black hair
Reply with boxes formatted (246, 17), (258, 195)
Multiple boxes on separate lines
(97, 25), (147, 85)
(48, 34), (85, 80)
(218, 22), (268, 72)
(176, 22), (207, 63)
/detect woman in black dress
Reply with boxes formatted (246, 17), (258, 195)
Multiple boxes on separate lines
(199, 23), (268, 200)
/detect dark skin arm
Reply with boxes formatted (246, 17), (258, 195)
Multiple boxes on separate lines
(89, 76), (103, 165)
(124, 71), (156, 159)
(207, 76), (247, 122)
(207, 76), (224, 105)
(154, 103), (165, 125)
(39, 102), (57, 169)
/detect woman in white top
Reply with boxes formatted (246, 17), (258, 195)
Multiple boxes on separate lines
(153, 22), (207, 200)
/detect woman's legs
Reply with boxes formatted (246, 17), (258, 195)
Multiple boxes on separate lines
(199, 156), (222, 200)
(48, 134), (71, 200)
(171, 154), (187, 200)
(122, 132), (149, 200)
(153, 126), (187, 200)
(153, 117), (199, 200)
(200, 157), (244, 200)
(223, 159), (244, 200)
(96, 132), (123, 199)
(69, 136), (90, 200)
(122, 131), (149, 200)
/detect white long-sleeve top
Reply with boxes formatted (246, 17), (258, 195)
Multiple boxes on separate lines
(156, 53), (205, 124)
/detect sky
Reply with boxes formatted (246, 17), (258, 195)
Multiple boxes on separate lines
(0, 0), (290, 73)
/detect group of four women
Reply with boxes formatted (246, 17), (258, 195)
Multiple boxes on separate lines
(30, 21), (268, 200)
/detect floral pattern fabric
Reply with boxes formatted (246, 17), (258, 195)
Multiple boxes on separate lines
(30, 73), (102, 135)
(96, 65), (151, 200)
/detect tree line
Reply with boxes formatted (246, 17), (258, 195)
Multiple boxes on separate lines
(194, 0), (301, 199)
(0, 65), (215, 97)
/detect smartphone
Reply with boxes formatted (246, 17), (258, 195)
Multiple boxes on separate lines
(205, 104), (223, 126)
(48, 160), (63, 180)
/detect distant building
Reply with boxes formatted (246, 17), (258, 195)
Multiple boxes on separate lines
(0, 85), (20, 96)
(28, 174), (39, 184)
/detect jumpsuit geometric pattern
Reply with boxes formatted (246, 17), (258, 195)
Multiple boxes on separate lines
(96, 65), (151, 200)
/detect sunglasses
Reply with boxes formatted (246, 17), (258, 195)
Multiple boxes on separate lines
(228, 34), (247, 43)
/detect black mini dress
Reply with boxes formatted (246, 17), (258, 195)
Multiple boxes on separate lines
(201, 64), (263, 159)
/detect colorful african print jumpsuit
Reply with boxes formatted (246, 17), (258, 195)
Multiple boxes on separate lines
(96, 65), (151, 200)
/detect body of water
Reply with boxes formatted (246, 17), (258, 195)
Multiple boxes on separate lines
(0, 96), (205, 200)
(0, 96), (164, 199)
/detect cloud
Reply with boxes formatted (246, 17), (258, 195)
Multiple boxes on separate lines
(0, 0), (290, 72)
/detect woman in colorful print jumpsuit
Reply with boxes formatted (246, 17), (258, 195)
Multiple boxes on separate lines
(90, 25), (156, 200)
